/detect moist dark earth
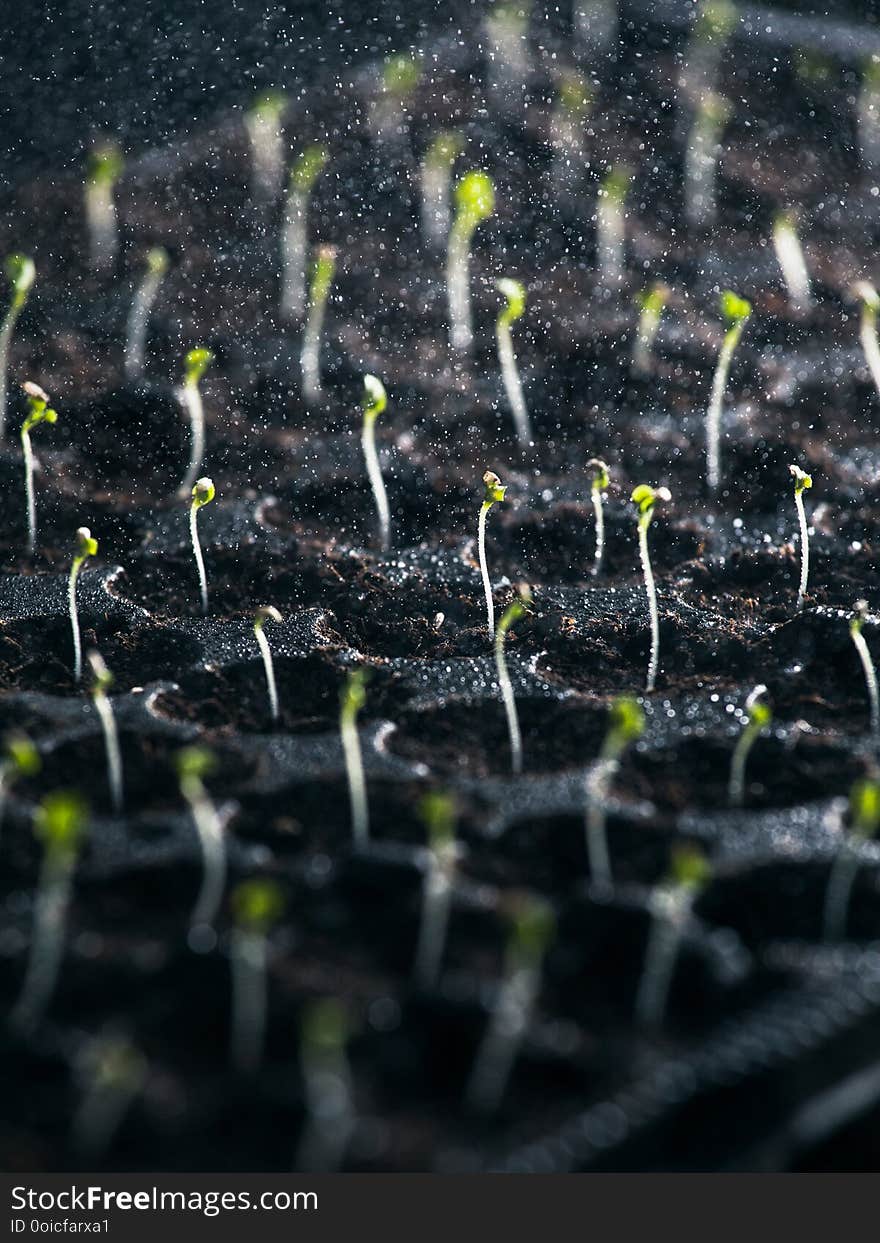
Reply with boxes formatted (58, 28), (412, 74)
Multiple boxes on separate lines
(2, 5), (880, 1173)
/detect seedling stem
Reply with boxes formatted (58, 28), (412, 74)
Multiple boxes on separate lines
(413, 791), (459, 990)
(823, 778), (880, 942)
(631, 484), (671, 692)
(361, 375), (391, 552)
(189, 477), (215, 615)
(21, 381), (58, 557)
(495, 278), (532, 445)
(706, 289), (751, 493)
(447, 172), (495, 355)
(634, 845), (710, 1029)
(177, 746), (226, 938)
(68, 527), (98, 685)
(728, 684), (770, 807)
(478, 470), (507, 640)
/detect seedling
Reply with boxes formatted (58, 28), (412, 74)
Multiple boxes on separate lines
(0, 254), (35, 439)
(483, 2), (531, 114)
(189, 477), (215, 615)
(789, 464), (813, 612)
(9, 791), (88, 1036)
(634, 845), (711, 1029)
(420, 130), (463, 249)
(549, 69), (592, 193)
(478, 470), (507, 640)
(87, 651), (123, 816)
(296, 998), (355, 1172)
(85, 140), (124, 271)
(370, 52), (421, 150)
(773, 209), (812, 315)
(631, 484), (671, 693)
(281, 144), (329, 320)
(340, 669), (369, 848)
(254, 606), (283, 723)
(361, 375), (391, 552)
(67, 526), (98, 685)
(632, 282), (671, 376)
(229, 878), (284, 1075)
(495, 278), (532, 446)
(728, 684), (771, 808)
(680, 0), (737, 109)
(176, 746), (226, 939)
(850, 601), (880, 741)
(823, 777), (880, 942)
(413, 791), (459, 991)
(446, 171), (495, 355)
(495, 584), (532, 775)
(0, 732), (40, 839)
(585, 696), (645, 888)
(684, 91), (731, 229)
(858, 56), (880, 173)
(244, 90), (287, 204)
(71, 1033), (146, 1160)
(706, 289), (751, 493)
(465, 894), (555, 1115)
(301, 244), (337, 405)
(596, 165), (632, 289)
(853, 281), (880, 400)
(178, 347), (213, 496)
(20, 381), (58, 557)
(124, 247), (168, 380)
(586, 457), (610, 576)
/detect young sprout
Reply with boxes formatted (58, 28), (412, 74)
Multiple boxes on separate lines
(853, 281), (880, 400)
(634, 845), (711, 1029)
(281, 144), (329, 321)
(420, 130), (463, 250)
(483, 1), (531, 114)
(858, 56), (880, 173)
(413, 791), (459, 991)
(301, 244), (337, 405)
(71, 1033), (146, 1161)
(447, 171), (495, 355)
(176, 746), (226, 942)
(773, 209), (812, 315)
(632, 282), (671, 376)
(596, 165), (632, 290)
(244, 90), (287, 205)
(631, 484), (671, 693)
(684, 91), (731, 229)
(0, 254), (35, 440)
(495, 584), (532, 775)
(370, 52), (421, 150)
(229, 878), (284, 1075)
(478, 470), (507, 640)
(789, 464), (813, 612)
(679, 0), (737, 111)
(189, 477), (215, 615)
(123, 247), (169, 380)
(361, 375), (391, 552)
(823, 777), (880, 942)
(850, 601), (880, 742)
(296, 999), (355, 1172)
(87, 651), (123, 816)
(549, 69), (592, 193)
(9, 791), (88, 1036)
(586, 457), (610, 577)
(585, 696), (645, 888)
(178, 347), (213, 496)
(0, 732), (40, 840)
(340, 669), (369, 849)
(465, 894), (555, 1115)
(85, 140), (124, 272)
(706, 289), (751, 493)
(728, 684), (771, 808)
(254, 606), (283, 723)
(68, 526), (98, 685)
(20, 381), (58, 557)
(495, 278), (532, 446)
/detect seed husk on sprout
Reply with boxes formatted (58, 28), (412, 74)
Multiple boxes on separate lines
(631, 483), (671, 693)
(229, 878), (284, 1075)
(0, 254), (35, 439)
(20, 381), (58, 558)
(124, 247), (168, 380)
(254, 606), (283, 723)
(189, 477), (215, 615)
(478, 470), (507, 640)
(87, 651), (124, 816)
(823, 777), (880, 942)
(495, 278), (532, 446)
(789, 464), (813, 612)
(84, 140), (123, 272)
(849, 601), (880, 742)
(495, 584), (532, 775)
(728, 684), (771, 808)
(586, 457), (610, 576)
(585, 696), (645, 888)
(69, 526), (98, 685)
(281, 144), (329, 321)
(361, 375), (391, 552)
(178, 347), (213, 496)
(447, 171), (495, 355)
(301, 244), (337, 405)
(706, 289), (751, 493)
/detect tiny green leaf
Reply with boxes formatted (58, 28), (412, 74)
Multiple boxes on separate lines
(455, 171), (495, 224)
(425, 130), (463, 170)
(789, 463), (812, 494)
(669, 844), (711, 892)
(587, 457), (610, 492)
(696, 0), (737, 43)
(850, 777), (880, 839)
(175, 745), (216, 782)
(483, 469), (507, 506)
(556, 68), (593, 117)
(35, 790), (88, 859)
(382, 51), (421, 97)
(631, 483), (671, 520)
(496, 582), (532, 639)
(636, 281), (671, 318)
(608, 696), (645, 746)
(21, 382), (58, 433)
(87, 140), (124, 186)
(719, 289), (752, 327)
(854, 280), (880, 312)
(5, 732), (40, 778)
(745, 684), (772, 729)
(362, 374), (388, 422)
(418, 790), (457, 853)
(249, 90), (286, 122)
(851, 599), (870, 636)
(341, 668), (369, 717)
(75, 526), (98, 561)
(291, 143), (329, 194)
(184, 348), (213, 386)
(507, 893), (556, 963)
(191, 477), (215, 508)
(301, 997), (349, 1052)
(232, 877), (285, 931)
(496, 277), (526, 323)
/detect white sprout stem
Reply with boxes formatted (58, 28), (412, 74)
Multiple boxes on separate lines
(728, 730), (752, 808)
(859, 77), (880, 171)
(420, 159), (452, 249)
(860, 304), (880, 399)
(684, 109), (721, 228)
(301, 292), (327, 405)
(794, 489), (810, 612)
(495, 627), (523, 775)
(596, 196), (625, 288)
(187, 788), (226, 931)
(246, 115), (284, 204)
(123, 268), (164, 380)
(585, 757), (618, 888)
(0, 305), (22, 441)
(361, 418), (391, 552)
(190, 504), (209, 615)
(447, 220), (474, 355)
(229, 929), (268, 1074)
(68, 561), (85, 684)
(496, 319), (532, 445)
(85, 182), (118, 271)
(706, 332), (736, 493)
(255, 626), (280, 722)
(851, 627), (880, 740)
(823, 843), (861, 943)
(179, 383), (205, 496)
(634, 889), (690, 1029)
(9, 855), (75, 1035)
(93, 690), (124, 815)
(632, 307), (662, 376)
(413, 862), (453, 990)
(478, 502), (494, 641)
(297, 1051), (355, 1172)
(591, 486), (605, 575)
(638, 522), (660, 693)
(465, 962), (539, 1115)
(773, 220), (812, 315)
(23, 429), (37, 557)
(281, 189), (309, 319)
(341, 711), (369, 848)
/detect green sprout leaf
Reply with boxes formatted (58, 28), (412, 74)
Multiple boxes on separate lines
(455, 171), (495, 225)
(362, 374), (388, 423)
(231, 877), (285, 932)
(341, 668), (369, 718)
(75, 526), (98, 561)
(191, 476), (215, 508)
(669, 844), (711, 892)
(418, 790), (457, 853)
(789, 463), (812, 494)
(175, 745), (216, 783)
(507, 893), (556, 966)
(35, 790), (88, 860)
(556, 68), (593, 118)
(5, 732), (40, 779)
(636, 281), (671, 318)
(291, 143), (329, 194)
(719, 289), (752, 327)
(631, 482), (671, 522)
(184, 347), (213, 386)
(608, 696), (646, 747)
(587, 457), (610, 492)
(249, 90), (287, 122)
(745, 684), (771, 729)
(483, 469), (507, 506)
(382, 51), (421, 97)
(496, 277), (526, 324)
(21, 382), (58, 434)
(5, 254), (35, 303)
(850, 777), (880, 839)
(87, 141), (124, 186)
